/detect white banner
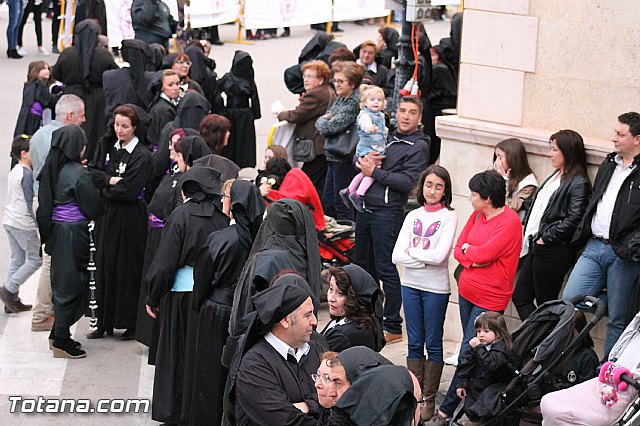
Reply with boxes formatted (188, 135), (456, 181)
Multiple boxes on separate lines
(332, 0), (388, 21)
(105, 0), (135, 48)
(244, 0), (333, 30)
(185, 0), (240, 29)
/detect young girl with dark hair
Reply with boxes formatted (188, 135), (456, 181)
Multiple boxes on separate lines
(456, 312), (518, 425)
(392, 164), (458, 421)
(14, 61), (58, 139)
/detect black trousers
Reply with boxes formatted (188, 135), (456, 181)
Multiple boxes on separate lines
(18, 0), (47, 46)
(512, 243), (577, 320)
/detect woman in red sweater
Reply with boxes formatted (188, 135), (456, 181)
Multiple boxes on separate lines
(430, 170), (522, 425)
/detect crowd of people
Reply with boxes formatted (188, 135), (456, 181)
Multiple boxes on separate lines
(1, 10), (640, 426)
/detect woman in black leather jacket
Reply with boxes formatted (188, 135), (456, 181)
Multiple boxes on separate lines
(512, 130), (591, 320)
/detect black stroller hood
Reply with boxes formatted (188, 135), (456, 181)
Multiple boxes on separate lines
(511, 299), (577, 367)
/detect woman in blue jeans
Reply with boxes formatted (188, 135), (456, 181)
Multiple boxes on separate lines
(392, 165), (458, 421)
(6, 0), (25, 58)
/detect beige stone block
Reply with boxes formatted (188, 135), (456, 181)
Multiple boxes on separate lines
(461, 10), (538, 72)
(465, 0), (529, 16)
(457, 64), (525, 126)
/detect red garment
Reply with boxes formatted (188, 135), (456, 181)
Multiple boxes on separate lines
(267, 168), (325, 230)
(454, 208), (522, 311)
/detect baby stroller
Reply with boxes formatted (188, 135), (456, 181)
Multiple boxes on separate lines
(318, 218), (355, 268)
(454, 295), (607, 426)
(540, 309), (640, 426)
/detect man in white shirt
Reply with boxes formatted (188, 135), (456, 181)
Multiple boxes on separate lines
(564, 112), (640, 359)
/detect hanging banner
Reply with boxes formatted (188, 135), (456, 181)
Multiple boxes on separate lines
(186, 0), (240, 28)
(332, 0), (388, 21)
(105, 0), (135, 48)
(244, 0), (332, 30)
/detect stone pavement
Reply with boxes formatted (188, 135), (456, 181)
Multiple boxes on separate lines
(0, 11), (453, 424)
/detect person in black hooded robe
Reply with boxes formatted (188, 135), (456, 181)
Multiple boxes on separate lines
(144, 165), (229, 424)
(51, 19), (118, 161)
(36, 125), (103, 358)
(188, 179), (265, 425)
(147, 69), (181, 150)
(229, 275), (325, 426)
(321, 264), (386, 353)
(325, 365), (418, 426)
(89, 105), (152, 340)
(103, 39), (155, 120)
(74, 0), (107, 37)
(184, 43), (221, 111)
(135, 133), (210, 363)
(377, 27), (399, 69)
(151, 91), (211, 186)
(218, 50), (261, 168)
(228, 198), (321, 339)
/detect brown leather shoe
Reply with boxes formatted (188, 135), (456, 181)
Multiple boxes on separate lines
(0, 287), (20, 313)
(86, 323), (113, 339)
(384, 331), (403, 344)
(32, 316), (54, 332)
(14, 299), (32, 312)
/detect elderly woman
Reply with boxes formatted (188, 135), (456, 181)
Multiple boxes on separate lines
(429, 170), (522, 426)
(321, 264), (385, 352)
(315, 61), (363, 220)
(171, 52), (204, 97)
(89, 105), (153, 340)
(194, 113), (240, 181)
(278, 60), (337, 197)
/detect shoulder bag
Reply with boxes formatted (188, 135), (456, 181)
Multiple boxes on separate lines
(292, 89), (333, 163)
(324, 123), (359, 158)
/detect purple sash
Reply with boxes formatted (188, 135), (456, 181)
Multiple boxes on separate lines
(149, 213), (165, 228)
(52, 203), (87, 222)
(30, 101), (43, 117)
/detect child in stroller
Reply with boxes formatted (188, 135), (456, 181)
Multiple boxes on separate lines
(540, 309), (640, 426)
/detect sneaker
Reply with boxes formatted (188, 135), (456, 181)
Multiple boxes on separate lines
(383, 331), (403, 344)
(348, 192), (365, 213)
(38, 46), (50, 56)
(339, 189), (353, 210)
(17, 47), (27, 56)
(32, 316), (54, 332)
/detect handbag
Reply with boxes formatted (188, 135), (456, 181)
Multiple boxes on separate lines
(324, 123), (359, 158)
(292, 131), (318, 162)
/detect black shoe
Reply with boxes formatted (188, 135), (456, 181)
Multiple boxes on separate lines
(52, 45), (60, 54)
(281, 29), (290, 37)
(86, 323), (113, 339)
(49, 338), (81, 350)
(7, 49), (23, 59)
(52, 338), (86, 359)
(120, 328), (136, 341)
(331, 25), (344, 33)
(310, 24), (325, 31)
(210, 39), (224, 45)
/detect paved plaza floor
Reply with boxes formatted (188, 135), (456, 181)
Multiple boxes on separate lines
(0, 12), (454, 424)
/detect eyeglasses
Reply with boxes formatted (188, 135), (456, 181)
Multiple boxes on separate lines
(303, 74), (318, 79)
(312, 373), (332, 385)
(332, 78), (347, 85)
(175, 61), (192, 66)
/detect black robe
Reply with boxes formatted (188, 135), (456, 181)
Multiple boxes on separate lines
(135, 169), (182, 364)
(235, 339), (324, 426)
(48, 163), (103, 329)
(184, 45), (221, 112)
(321, 320), (378, 353)
(14, 80), (58, 138)
(92, 139), (152, 329)
(147, 97), (177, 148)
(51, 37), (118, 161)
(145, 197), (229, 424)
(219, 51), (260, 168)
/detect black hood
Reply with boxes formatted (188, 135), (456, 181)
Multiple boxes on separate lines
(121, 39), (154, 104)
(74, 19), (100, 91)
(337, 345), (392, 383)
(178, 134), (211, 167)
(230, 50), (254, 81)
(174, 91), (210, 130)
(230, 180), (265, 251)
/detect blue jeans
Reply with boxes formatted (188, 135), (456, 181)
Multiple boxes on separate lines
(562, 239), (640, 359)
(355, 208), (404, 334)
(4, 225), (42, 296)
(439, 296), (501, 416)
(322, 160), (356, 221)
(402, 286), (449, 362)
(6, 0), (24, 49)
